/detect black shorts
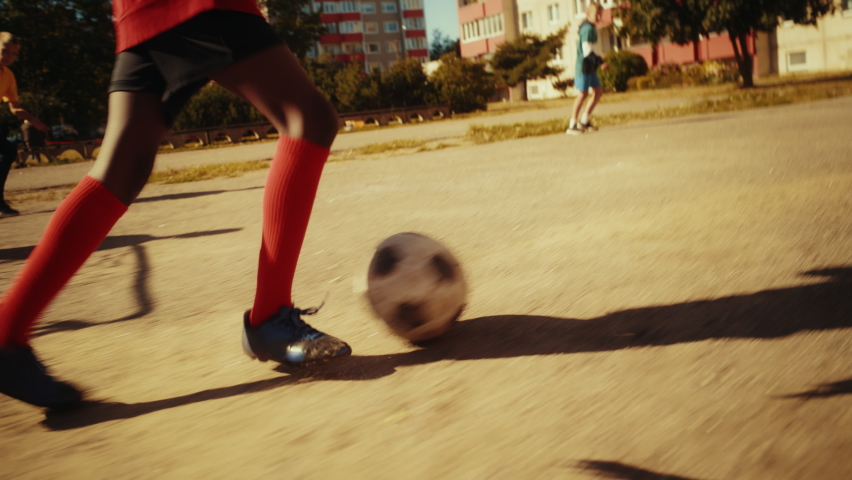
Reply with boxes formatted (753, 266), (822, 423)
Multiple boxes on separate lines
(108, 10), (283, 124)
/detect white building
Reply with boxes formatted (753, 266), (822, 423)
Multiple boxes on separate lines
(775, 1), (852, 74)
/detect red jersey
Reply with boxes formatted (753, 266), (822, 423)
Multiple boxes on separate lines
(112, 0), (264, 53)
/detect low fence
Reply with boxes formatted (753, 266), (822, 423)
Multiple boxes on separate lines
(16, 104), (452, 164)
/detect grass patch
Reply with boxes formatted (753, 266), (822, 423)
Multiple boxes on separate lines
(148, 160), (270, 184)
(356, 139), (429, 155)
(6, 185), (77, 205)
(467, 79), (852, 144)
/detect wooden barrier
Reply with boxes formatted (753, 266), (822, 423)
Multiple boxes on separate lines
(14, 104), (453, 162)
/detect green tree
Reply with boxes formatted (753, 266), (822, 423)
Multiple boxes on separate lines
(429, 29), (459, 61)
(705, 0), (834, 87)
(0, 0), (114, 137)
(333, 60), (382, 113)
(614, 0), (836, 87)
(382, 57), (437, 108)
(301, 53), (345, 105)
(488, 29), (566, 100)
(261, 0), (325, 59)
(430, 52), (495, 113)
(172, 83), (265, 130)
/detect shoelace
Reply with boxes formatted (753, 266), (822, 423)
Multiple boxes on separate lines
(284, 297), (327, 339)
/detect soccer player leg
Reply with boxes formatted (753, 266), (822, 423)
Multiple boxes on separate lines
(0, 91), (167, 408)
(212, 45), (350, 366)
(88, 91), (169, 205)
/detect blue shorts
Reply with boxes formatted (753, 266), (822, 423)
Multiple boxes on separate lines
(575, 73), (601, 92)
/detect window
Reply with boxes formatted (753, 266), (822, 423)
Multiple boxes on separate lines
(369, 62), (384, 73)
(361, 2), (376, 14)
(364, 22), (379, 34)
(323, 2), (335, 13)
(381, 2), (397, 13)
(324, 22), (338, 34)
(323, 45), (340, 54)
(787, 51), (807, 71)
(384, 21), (399, 33)
(548, 4), (560, 23)
(386, 40), (400, 52)
(461, 14), (503, 42)
(574, 0), (585, 16)
(339, 21), (362, 33)
(338, 1), (358, 13)
(343, 43), (363, 53)
(402, 0), (423, 9)
(405, 37), (427, 50)
(366, 42), (381, 53)
(521, 11), (533, 30)
(404, 18), (424, 30)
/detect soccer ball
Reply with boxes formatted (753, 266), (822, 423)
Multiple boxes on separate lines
(366, 232), (467, 343)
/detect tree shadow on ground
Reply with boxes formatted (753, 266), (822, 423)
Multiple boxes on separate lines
(576, 460), (699, 480)
(42, 266), (852, 430)
(0, 229), (243, 337)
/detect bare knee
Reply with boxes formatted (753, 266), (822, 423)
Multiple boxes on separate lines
(269, 91), (339, 148)
(305, 93), (339, 148)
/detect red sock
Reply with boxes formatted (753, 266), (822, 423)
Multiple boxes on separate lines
(250, 136), (329, 326)
(0, 176), (127, 346)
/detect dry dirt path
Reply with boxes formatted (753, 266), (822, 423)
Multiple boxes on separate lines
(1, 97), (851, 479)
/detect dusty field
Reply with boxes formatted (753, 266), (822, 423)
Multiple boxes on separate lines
(1, 97), (852, 479)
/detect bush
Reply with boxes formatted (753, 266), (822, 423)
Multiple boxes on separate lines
(599, 50), (648, 92)
(643, 60), (739, 90)
(431, 53), (496, 113)
(173, 83), (264, 130)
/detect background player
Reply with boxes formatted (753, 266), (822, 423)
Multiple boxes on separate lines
(566, 2), (609, 135)
(0, 32), (50, 217)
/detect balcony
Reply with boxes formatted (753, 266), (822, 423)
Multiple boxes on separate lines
(320, 12), (361, 22)
(335, 52), (366, 63)
(320, 33), (364, 43)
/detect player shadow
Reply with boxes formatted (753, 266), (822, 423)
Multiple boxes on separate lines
(135, 185), (263, 203)
(18, 228), (242, 336)
(782, 378), (852, 399)
(42, 375), (304, 431)
(41, 266), (852, 431)
(576, 460), (700, 480)
(294, 266), (852, 381)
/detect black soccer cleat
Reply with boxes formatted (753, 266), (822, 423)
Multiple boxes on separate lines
(0, 346), (82, 409)
(242, 306), (351, 367)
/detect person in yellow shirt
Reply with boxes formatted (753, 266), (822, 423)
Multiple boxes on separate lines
(0, 32), (49, 217)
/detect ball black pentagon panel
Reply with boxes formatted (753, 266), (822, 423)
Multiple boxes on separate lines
(430, 253), (456, 282)
(370, 245), (400, 277)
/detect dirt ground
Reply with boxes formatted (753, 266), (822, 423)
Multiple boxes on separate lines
(1, 97), (852, 479)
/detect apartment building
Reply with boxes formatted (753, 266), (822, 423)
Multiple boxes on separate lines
(775, 1), (852, 74)
(314, 0), (428, 73)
